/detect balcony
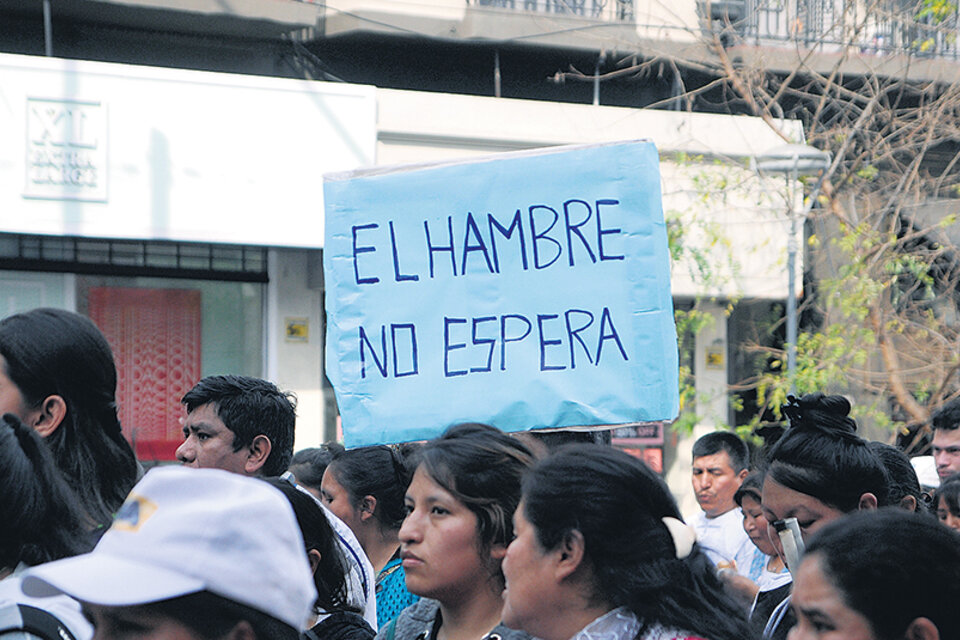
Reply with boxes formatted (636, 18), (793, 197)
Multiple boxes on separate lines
(308, 0), (960, 65)
(310, 0), (647, 53)
(470, 0), (635, 21)
(14, 0), (956, 69)
(701, 0), (960, 59)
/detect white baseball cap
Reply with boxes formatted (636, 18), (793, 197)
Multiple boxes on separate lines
(22, 466), (317, 630)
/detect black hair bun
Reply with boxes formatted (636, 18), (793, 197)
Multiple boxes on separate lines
(782, 392), (858, 436)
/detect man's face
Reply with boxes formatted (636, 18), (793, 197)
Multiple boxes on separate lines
(85, 604), (209, 640)
(932, 428), (960, 480)
(692, 450), (746, 518)
(175, 403), (249, 475)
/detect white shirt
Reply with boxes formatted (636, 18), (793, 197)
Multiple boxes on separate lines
(692, 508), (759, 579)
(2, 563), (93, 640)
(756, 562), (792, 592)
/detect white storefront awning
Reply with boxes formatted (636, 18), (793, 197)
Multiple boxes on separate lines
(0, 53), (377, 248)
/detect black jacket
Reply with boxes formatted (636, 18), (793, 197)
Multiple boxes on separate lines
(306, 611), (376, 640)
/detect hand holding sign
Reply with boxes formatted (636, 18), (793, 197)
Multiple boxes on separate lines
(324, 141), (679, 447)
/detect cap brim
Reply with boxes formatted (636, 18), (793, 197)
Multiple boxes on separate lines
(22, 553), (206, 606)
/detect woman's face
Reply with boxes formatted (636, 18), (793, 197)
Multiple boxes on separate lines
(761, 477), (846, 564)
(788, 554), (877, 640)
(936, 495), (960, 532)
(320, 466), (363, 538)
(502, 503), (561, 636)
(399, 466), (497, 603)
(740, 495), (777, 557)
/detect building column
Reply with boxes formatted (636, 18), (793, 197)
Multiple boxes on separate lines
(666, 301), (730, 518)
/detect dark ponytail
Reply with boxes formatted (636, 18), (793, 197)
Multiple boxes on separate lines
(0, 413), (92, 568)
(327, 444), (418, 532)
(522, 445), (754, 640)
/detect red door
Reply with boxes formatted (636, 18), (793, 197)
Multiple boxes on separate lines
(89, 287), (202, 461)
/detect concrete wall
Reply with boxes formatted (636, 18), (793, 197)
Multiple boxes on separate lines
(663, 161), (802, 300)
(673, 300), (730, 516)
(267, 248), (328, 448)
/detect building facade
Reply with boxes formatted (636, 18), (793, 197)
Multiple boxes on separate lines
(1, 0), (819, 510)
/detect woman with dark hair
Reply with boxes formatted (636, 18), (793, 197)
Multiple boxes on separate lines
(0, 413), (94, 639)
(727, 474), (790, 633)
(321, 445), (419, 627)
(502, 444), (753, 640)
(289, 443), (346, 499)
(932, 472), (960, 531)
(380, 423), (534, 640)
(263, 478), (375, 640)
(734, 474), (789, 593)
(0, 308), (139, 527)
(758, 393), (888, 640)
(791, 509), (960, 640)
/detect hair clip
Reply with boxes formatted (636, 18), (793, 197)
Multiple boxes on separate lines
(661, 516), (696, 559)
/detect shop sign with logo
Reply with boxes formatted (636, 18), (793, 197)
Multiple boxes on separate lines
(24, 98), (108, 202)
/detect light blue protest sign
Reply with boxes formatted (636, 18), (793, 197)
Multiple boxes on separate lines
(324, 141), (678, 447)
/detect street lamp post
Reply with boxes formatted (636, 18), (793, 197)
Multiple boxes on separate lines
(753, 144), (831, 393)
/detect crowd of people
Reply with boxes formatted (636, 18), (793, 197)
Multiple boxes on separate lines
(2, 306), (960, 640)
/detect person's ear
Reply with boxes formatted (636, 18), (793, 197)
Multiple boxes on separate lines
(904, 617), (940, 640)
(224, 620), (258, 640)
(489, 542), (508, 561)
(858, 492), (879, 511)
(243, 434), (273, 475)
(307, 548), (322, 575)
(737, 467), (749, 482)
(555, 529), (586, 581)
(359, 495), (378, 522)
(31, 395), (67, 438)
(900, 494), (919, 512)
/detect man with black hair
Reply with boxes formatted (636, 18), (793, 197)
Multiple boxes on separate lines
(175, 375), (379, 631)
(931, 397), (960, 481)
(176, 375), (296, 477)
(690, 431), (758, 579)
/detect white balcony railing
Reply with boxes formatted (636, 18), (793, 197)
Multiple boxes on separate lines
(470, 0), (635, 21)
(703, 0), (960, 59)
